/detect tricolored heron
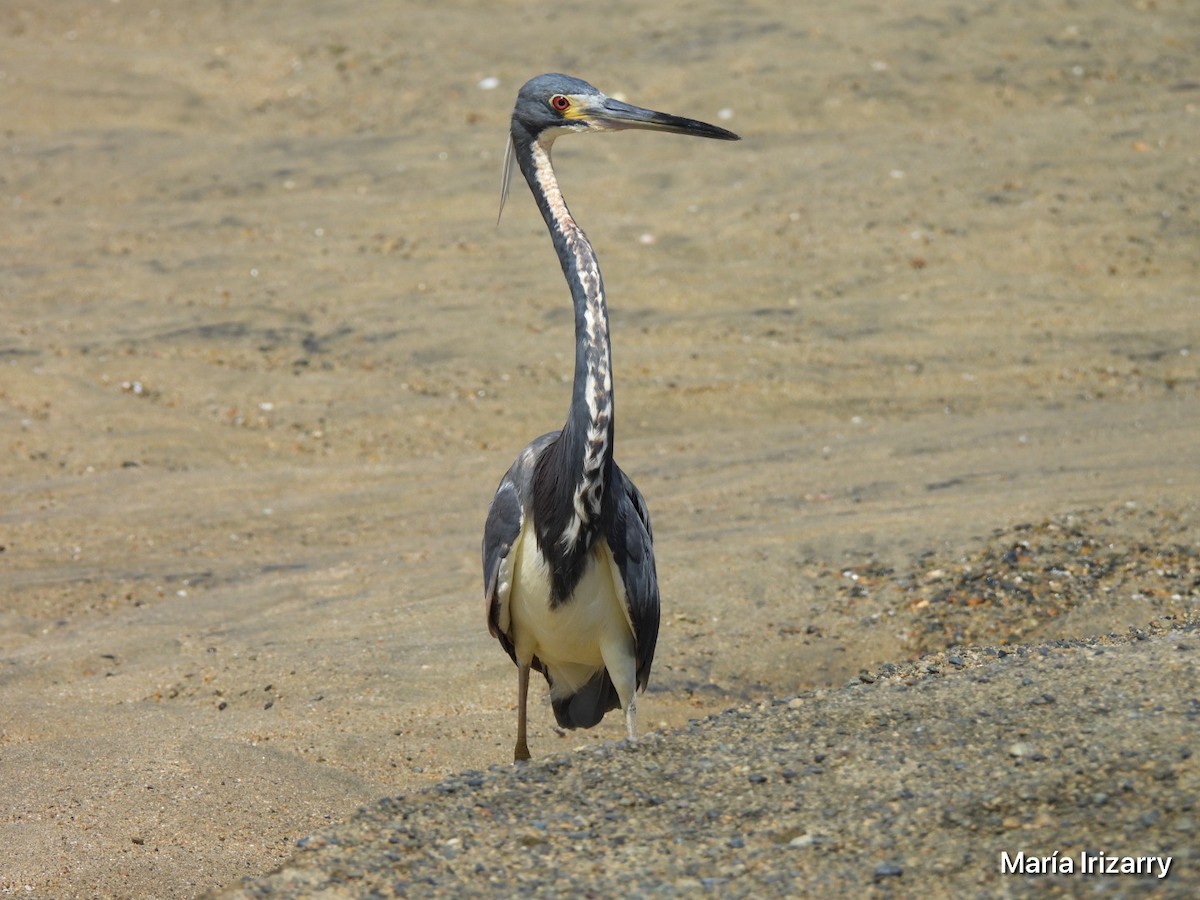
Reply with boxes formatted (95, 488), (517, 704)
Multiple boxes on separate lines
(483, 74), (739, 761)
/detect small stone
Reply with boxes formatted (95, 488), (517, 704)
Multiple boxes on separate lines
(874, 862), (903, 880)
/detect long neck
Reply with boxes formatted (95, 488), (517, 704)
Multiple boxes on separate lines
(518, 133), (615, 575)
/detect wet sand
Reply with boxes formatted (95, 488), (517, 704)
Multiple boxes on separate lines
(2, 0), (1198, 895)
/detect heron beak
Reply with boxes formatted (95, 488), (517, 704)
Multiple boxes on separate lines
(585, 96), (740, 141)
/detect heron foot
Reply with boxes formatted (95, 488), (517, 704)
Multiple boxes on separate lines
(511, 734), (530, 763)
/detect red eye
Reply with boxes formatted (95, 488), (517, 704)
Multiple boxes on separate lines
(550, 94), (570, 112)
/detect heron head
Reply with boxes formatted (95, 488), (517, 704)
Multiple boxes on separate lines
(501, 74), (740, 222)
(511, 73), (740, 144)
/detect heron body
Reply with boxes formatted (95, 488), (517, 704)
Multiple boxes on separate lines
(483, 74), (739, 761)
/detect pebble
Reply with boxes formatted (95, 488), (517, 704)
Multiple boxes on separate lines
(874, 862), (904, 880)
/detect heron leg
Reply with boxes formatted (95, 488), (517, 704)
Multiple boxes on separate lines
(599, 638), (639, 746)
(514, 663), (531, 762)
(624, 694), (638, 745)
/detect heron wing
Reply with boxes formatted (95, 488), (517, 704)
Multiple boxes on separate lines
(606, 465), (661, 689)
(483, 475), (522, 665)
(484, 432), (559, 667)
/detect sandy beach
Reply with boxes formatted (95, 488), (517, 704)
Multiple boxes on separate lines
(2, 0), (1197, 895)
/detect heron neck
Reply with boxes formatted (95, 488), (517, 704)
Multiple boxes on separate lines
(520, 135), (615, 541)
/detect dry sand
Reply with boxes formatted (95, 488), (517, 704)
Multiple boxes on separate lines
(1, 0), (1197, 896)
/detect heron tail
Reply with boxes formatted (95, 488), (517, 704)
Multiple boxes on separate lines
(550, 670), (620, 729)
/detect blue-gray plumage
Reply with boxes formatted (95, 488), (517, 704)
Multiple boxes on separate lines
(483, 74), (739, 761)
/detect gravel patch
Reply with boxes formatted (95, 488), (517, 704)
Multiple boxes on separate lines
(224, 615), (1199, 898)
(826, 505), (1200, 656)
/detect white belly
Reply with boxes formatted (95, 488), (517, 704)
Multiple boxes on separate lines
(507, 523), (635, 700)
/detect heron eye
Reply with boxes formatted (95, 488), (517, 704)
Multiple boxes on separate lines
(550, 94), (570, 112)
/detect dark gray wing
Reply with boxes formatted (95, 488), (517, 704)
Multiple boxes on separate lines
(551, 465), (658, 730)
(483, 474), (522, 662)
(606, 463), (660, 690)
(483, 432), (558, 664)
